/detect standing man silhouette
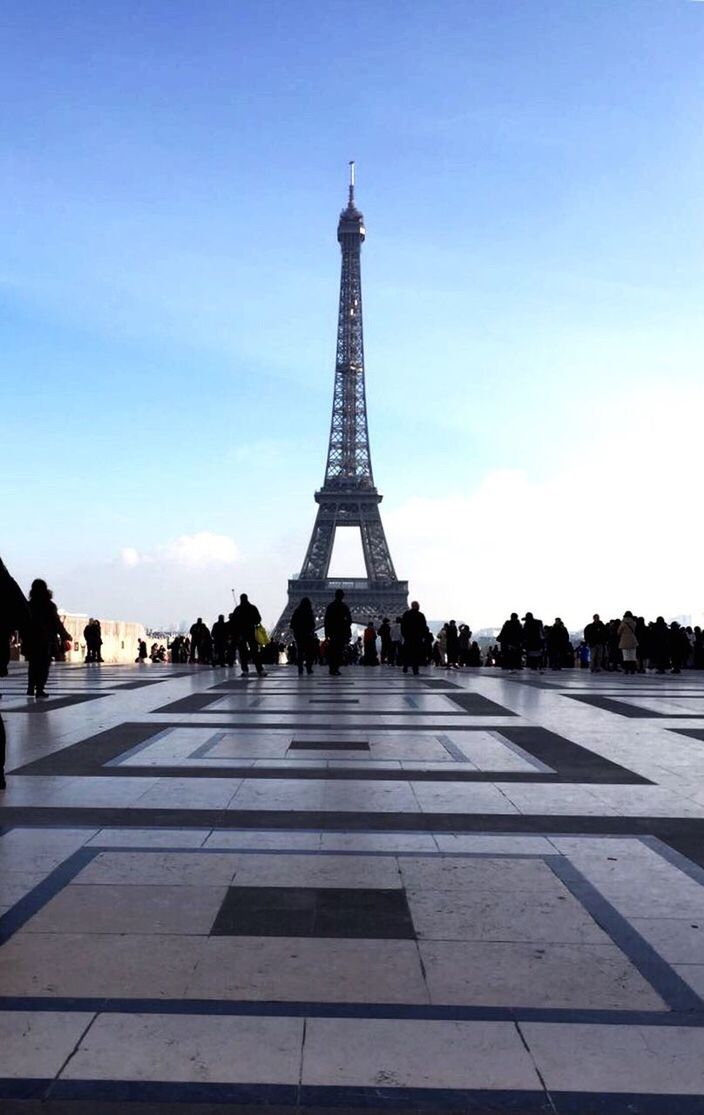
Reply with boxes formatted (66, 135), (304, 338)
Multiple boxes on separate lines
(231, 593), (267, 677)
(324, 589), (352, 676)
(400, 600), (429, 676)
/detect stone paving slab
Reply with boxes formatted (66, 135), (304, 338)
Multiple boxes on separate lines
(2, 661), (704, 1110)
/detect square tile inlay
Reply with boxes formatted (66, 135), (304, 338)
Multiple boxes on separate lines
(210, 886), (415, 939)
(308, 699), (360, 705)
(288, 740), (370, 751)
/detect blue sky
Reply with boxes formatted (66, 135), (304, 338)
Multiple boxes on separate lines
(2, 1), (703, 629)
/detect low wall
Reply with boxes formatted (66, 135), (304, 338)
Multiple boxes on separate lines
(59, 614), (147, 665)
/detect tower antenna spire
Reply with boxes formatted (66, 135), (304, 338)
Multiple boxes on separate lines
(348, 160), (355, 205)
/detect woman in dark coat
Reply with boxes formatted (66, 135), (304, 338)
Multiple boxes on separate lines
(290, 597), (316, 676)
(26, 579), (71, 697)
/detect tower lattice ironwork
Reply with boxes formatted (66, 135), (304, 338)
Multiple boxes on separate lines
(272, 165), (409, 638)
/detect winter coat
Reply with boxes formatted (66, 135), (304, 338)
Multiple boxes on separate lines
(523, 618), (544, 653)
(231, 602), (261, 637)
(584, 620), (607, 647)
(546, 623), (570, 653)
(498, 618), (523, 648)
(401, 608), (428, 646)
(617, 617), (638, 651)
(0, 565), (30, 637)
(324, 599), (352, 641)
(27, 597), (70, 656)
(291, 603), (315, 642)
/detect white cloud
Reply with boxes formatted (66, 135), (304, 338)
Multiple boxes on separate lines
(163, 532), (239, 567)
(120, 547), (142, 568)
(385, 383), (704, 630)
(120, 532), (239, 570)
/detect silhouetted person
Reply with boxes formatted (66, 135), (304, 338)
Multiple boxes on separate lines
(136, 639), (148, 663)
(0, 557), (30, 684)
(211, 614), (229, 667)
(26, 579), (71, 697)
(389, 616), (402, 666)
(290, 597), (316, 676)
(199, 627), (213, 665)
(522, 613), (544, 670)
(0, 559), (31, 788)
(584, 614), (606, 673)
(378, 618), (392, 664)
(635, 616), (648, 674)
(226, 614), (238, 667)
(324, 589), (352, 676)
(401, 600), (428, 676)
(546, 618), (570, 670)
(189, 617), (208, 663)
(231, 593), (267, 676)
(84, 618), (103, 664)
(498, 613), (523, 672)
(649, 617), (669, 673)
(458, 623), (471, 666)
(446, 620), (459, 668)
(669, 621), (689, 674)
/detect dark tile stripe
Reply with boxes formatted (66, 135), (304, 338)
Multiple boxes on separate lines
(1, 694), (108, 714)
(498, 727), (648, 784)
(10, 724), (164, 777)
(0, 848), (97, 945)
(547, 856), (704, 1012)
(565, 694), (704, 719)
(5, 1095), (704, 1115)
(443, 692), (516, 716)
(4, 806), (704, 845)
(153, 693), (222, 713)
(1, 995), (702, 1027)
(11, 1081), (704, 1114)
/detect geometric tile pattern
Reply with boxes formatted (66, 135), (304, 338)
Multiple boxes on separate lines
(2, 662), (704, 1111)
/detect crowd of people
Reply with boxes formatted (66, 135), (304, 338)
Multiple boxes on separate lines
(495, 611), (704, 674)
(171, 599), (704, 679)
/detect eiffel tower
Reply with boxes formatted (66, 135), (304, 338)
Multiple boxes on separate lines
(272, 165), (409, 638)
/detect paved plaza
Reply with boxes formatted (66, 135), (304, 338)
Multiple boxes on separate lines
(2, 662), (704, 1112)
